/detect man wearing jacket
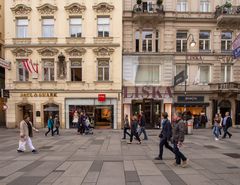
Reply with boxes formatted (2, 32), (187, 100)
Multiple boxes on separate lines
(222, 112), (232, 139)
(155, 112), (174, 160)
(138, 111), (148, 140)
(172, 112), (188, 167)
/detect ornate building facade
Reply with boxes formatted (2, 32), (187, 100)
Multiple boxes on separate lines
(123, 0), (240, 128)
(5, 0), (122, 129)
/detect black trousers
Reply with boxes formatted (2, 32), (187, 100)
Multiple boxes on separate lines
(123, 128), (131, 139)
(53, 127), (59, 135)
(223, 126), (232, 138)
(45, 127), (53, 136)
(173, 142), (187, 165)
(159, 138), (174, 159)
(130, 130), (141, 142)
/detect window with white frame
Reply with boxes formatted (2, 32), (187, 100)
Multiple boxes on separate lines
(199, 31), (210, 51)
(69, 18), (82, 37)
(221, 32), (232, 52)
(135, 64), (160, 84)
(199, 66), (210, 84)
(42, 18), (54, 37)
(43, 60), (54, 81)
(98, 60), (109, 81)
(176, 31), (187, 52)
(200, 0), (210, 12)
(16, 18), (28, 38)
(177, 0), (188, 12)
(175, 64), (188, 84)
(70, 60), (82, 81)
(142, 31), (153, 52)
(97, 17), (110, 37)
(221, 64), (231, 82)
(17, 59), (29, 81)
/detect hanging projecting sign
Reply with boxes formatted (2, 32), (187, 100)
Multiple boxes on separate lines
(0, 58), (11, 70)
(98, 94), (106, 102)
(232, 33), (240, 59)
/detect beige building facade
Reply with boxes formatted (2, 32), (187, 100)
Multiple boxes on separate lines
(123, 0), (240, 128)
(5, 0), (122, 129)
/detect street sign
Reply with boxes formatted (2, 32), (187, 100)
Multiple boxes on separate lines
(174, 70), (187, 86)
(233, 46), (240, 59)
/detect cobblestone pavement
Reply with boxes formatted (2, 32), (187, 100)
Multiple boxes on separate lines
(0, 128), (239, 185)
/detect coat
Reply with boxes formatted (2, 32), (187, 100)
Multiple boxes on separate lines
(19, 120), (37, 138)
(160, 119), (172, 140)
(47, 118), (54, 128)
(172, 119), (185, 143)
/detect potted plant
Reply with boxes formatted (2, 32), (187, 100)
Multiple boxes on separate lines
(137, 0), (142, 5)
(156, 0), (163, 12)
(223, 1), (232, 14)
(157, 0), (163, 6)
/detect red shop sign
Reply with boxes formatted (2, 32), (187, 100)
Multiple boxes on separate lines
(98, 94), (106, 102)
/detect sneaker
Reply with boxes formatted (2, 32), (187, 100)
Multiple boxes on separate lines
(122, 138), (126, 140)
(138, 141), (141, 144)
(17, 149), (24, 153)
(173, 162), (180, 166)
(181, 160), (188, 168)
(32, 150), (38, 154)
(215, 137), (219, 141)
(127, 142), (132, 144)
(154, 157), (163, 160)
(229, 134), (232, 138)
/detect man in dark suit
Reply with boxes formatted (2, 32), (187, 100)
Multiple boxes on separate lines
(222, 112), (232, 139)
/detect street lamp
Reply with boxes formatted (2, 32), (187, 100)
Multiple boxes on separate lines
(184, 34), (196, 112)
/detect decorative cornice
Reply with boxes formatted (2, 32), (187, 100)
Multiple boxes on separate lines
(64, 3), (86, 14)
(11, 48), (33, 57)
(65, 47), (86, 57)
(93, 3), (114, 13)
(37, 48), (59, 56)
(37, 3), (58, 15)
(11, 4), (32, 15)
(93, 47), (114, 56)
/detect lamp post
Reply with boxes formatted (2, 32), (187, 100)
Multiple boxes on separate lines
(184, 34), (196, 134)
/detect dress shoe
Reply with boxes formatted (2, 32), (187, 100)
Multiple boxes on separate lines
(154, 157), (163, 160)
(17, 149), (24, 153)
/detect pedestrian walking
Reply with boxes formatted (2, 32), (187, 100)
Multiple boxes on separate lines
(212, 114), (220, 140)
(199, 112), (208, 128)
(128, 115), (141, 144)
(53, 114), (60, 135)
(155, 112), (174, 160)
(17, 114), (38, 153)
(72, 110), (79, 128)
(78, 112), (86, 135)
(138, 111), (148, 140)
(122, 114), (131, 139)
(218, 113), (223, 136)
(172, 112), (188, 168)
(45, 115), (54, 136)
(222, 112), (232, 139)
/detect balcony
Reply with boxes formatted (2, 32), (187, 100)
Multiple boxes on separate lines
(209, 82), (240, 94)
(215, 5), (240, 28)
(132, 3), (164, 22)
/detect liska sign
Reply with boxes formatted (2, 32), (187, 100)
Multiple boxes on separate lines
(123, 86), (173, 99)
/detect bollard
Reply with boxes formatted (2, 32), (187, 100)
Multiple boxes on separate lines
(187, 120), (193, 135)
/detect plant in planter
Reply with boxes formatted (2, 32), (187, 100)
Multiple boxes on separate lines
(222, 1), (232, 14)
(224, 1), (232, 8)
(137, 0), (142, 5)
(156, 0), (163, 12)
(157, 0), (163, 6)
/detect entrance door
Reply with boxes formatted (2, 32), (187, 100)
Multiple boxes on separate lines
(143, 99), (153, 129)
(17, 104), (33, 126)
(219, 100), (231, 118)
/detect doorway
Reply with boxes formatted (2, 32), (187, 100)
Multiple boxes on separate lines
(219, 100), (231, 118)
(17, 104), (33, 126)
(43, 103), (59, 127)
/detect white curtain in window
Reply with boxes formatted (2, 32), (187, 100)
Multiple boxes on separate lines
(135, 65), (159, 84)
(200, 66), (209, 83)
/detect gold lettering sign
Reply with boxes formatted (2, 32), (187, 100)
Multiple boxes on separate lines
(20, 93), (57, 97)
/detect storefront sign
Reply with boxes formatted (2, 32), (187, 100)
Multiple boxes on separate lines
(98, 94), (106, 102)
(0, 58), (11, 70)
(20, 92), (57, 97)
(123, 86), (173, 99)
(177, 96), (204, 102)
(187, 55), (204, 61)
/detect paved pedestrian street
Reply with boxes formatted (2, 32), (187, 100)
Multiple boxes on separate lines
(0, 128), (240, 185)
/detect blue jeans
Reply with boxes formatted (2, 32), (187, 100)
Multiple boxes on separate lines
(212, 126), (220, 138)
(138, 127), (148, 140)
(173, 142), (187, 165)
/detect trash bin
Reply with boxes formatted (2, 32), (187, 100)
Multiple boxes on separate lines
(187, 120), (193, 135)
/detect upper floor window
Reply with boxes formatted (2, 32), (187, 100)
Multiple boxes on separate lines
(71, 60), (82, 81)
(135, 64), (160, 84)
(98, 60), (109, 81)
(16, 18), (28, 38)
(42, 18), (54, 37)
(199, 31), (210, 52)
(177, 0), (188, 12)
(135, 30), (159, 52)
(221, 32), (232, 52)
(69, 18), (82, 38)
(97, 17), (109, 37)
(221, 64), (231, 82)
(176, 64), (189, 84)
(176, 31), (187, 52)
(142, 31), (153, 52)
(18, 60), (29, 81)
(200, 0), (210, 12)
(199, 65), (210, 84)
(43, 60), (54, 81)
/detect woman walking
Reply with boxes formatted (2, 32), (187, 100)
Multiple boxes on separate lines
(128, 115), (141, 144)
(213, 114), (220, 140)
(45, 115), (54, 136)
(72, 110), (79, 128)
(53, 114), (60, 135)
(122, 114), (131, 139)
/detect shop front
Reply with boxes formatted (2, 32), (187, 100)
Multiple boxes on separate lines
(123, 86), (173, 129)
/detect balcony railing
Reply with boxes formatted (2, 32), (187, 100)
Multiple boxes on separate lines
(215, 6), (240, 18)
(210, 82), (240, 91)
(133, 3), (164, 14)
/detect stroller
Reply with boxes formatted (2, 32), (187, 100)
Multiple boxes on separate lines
(84, 118), (93, 135)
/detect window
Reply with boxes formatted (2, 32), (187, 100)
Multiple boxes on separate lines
(135, 31), (140, 52)
(199, 31), (210, 51)
(16, 18), (28, 38)
(142, 31), (153, 52)
(221, 32), (232, 52)
(156, 30), (159, 52)
(200, 0), (210, 12)
(98, 60), (109, 81)
(18, 60), (29, 81)
(43, 61), (54, 81)
(176, 31), (187, 52)
(177, 0), (188, 12)
(176, 64), (188, 85)
(69, 18), (82, 37)
(97, 17), (109, 37)
(42, 18), (54, 37)
(221, 65), (231, 82)
(199, 66), (210, 84)
(71, 60), (82, 81)
(135, 65), (160, 84)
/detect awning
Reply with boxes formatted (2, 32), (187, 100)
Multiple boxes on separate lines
(174, 102), (210, 107)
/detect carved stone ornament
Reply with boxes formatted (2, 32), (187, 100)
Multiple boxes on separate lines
(93, 47), (114, 56)
(11, 48), (33, 57)
(65, 47), (86, 57)
(37, 3), (58, 15)
(37, 48), (59, 57)
(93, 2), (114, 13)
(11, 4), (32, 15)
(64, 3), (86, 14)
